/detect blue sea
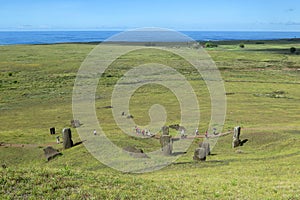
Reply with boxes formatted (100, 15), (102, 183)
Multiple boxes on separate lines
(0, 31), (299, 45)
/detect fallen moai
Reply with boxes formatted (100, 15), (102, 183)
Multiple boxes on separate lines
(43, 146), (62, 161)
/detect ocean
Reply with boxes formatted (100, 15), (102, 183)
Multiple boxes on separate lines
(0, 31), (299, 45)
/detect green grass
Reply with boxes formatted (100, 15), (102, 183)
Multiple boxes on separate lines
(1, 40), (300, 199)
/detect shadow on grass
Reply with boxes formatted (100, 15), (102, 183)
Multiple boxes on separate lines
(171, 160), (231, 169)
(172, 152), (187, 156)
(73, 140), (86, 147)
(245, 48), (296, 55)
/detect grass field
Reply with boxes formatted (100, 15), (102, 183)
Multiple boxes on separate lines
(1, 40), (300, 199)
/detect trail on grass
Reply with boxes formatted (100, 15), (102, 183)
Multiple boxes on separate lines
(0, 132), (233, 148)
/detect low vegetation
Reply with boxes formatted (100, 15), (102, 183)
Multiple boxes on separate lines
(1, 40), (300, 199)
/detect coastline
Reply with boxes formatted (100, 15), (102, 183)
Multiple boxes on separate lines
(0, 38), (299, 47)
(0, 30), (300, 46)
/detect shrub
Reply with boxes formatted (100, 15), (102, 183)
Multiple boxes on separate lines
(290, 47), (296, 54)
(239, 43), (245, 48)
(205, 42), (218, 48)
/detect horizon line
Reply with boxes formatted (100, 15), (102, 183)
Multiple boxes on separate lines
(1, 28), (300, 32)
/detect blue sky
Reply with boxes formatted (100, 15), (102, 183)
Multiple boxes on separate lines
(0, 0), (299, 31)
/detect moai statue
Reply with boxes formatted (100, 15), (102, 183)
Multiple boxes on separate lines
(160, 126), (172, 155)
(162, 126), (169, 136)
(232, 126), (241, 148)
(62, 128), (73, 149)
(200, 142), (211, 156)
(50, 127), (55, 135)
(160, 135), (173, 156)
(193, 147), (206, 161)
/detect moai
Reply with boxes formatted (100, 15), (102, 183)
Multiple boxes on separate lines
(160, 126), (172, 155)
(193, 147), (206, 161)
(232, 126), (241, 148)
(50, 127), (55, 135)
(162, 126), (169, 136)
(160, 135), (173, 156)
(200, 142), (211, 156)
(62, 128), (73, 149)
(43, 146), (62, 161)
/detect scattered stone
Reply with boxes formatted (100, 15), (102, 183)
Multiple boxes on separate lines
(193, 147), (206, 161)
(123, 146), (149, 158)
(178, 126), (186, 132)
(71, 120), (81, 128)
(43, 146), (62, 161)
(236, 149), (244, 154)
(62, 128), (73, 149)
(169, 124), (186, 132)
(56, 136), (60, 144)
(169, 124), (180, 130)
(50, 127), (55, 135)
(127, 115), (134, 119)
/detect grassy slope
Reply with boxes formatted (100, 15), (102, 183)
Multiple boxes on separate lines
(0, 41), (300, 199)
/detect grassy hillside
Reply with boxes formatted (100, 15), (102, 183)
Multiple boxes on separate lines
(1, 41), (300, 199)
